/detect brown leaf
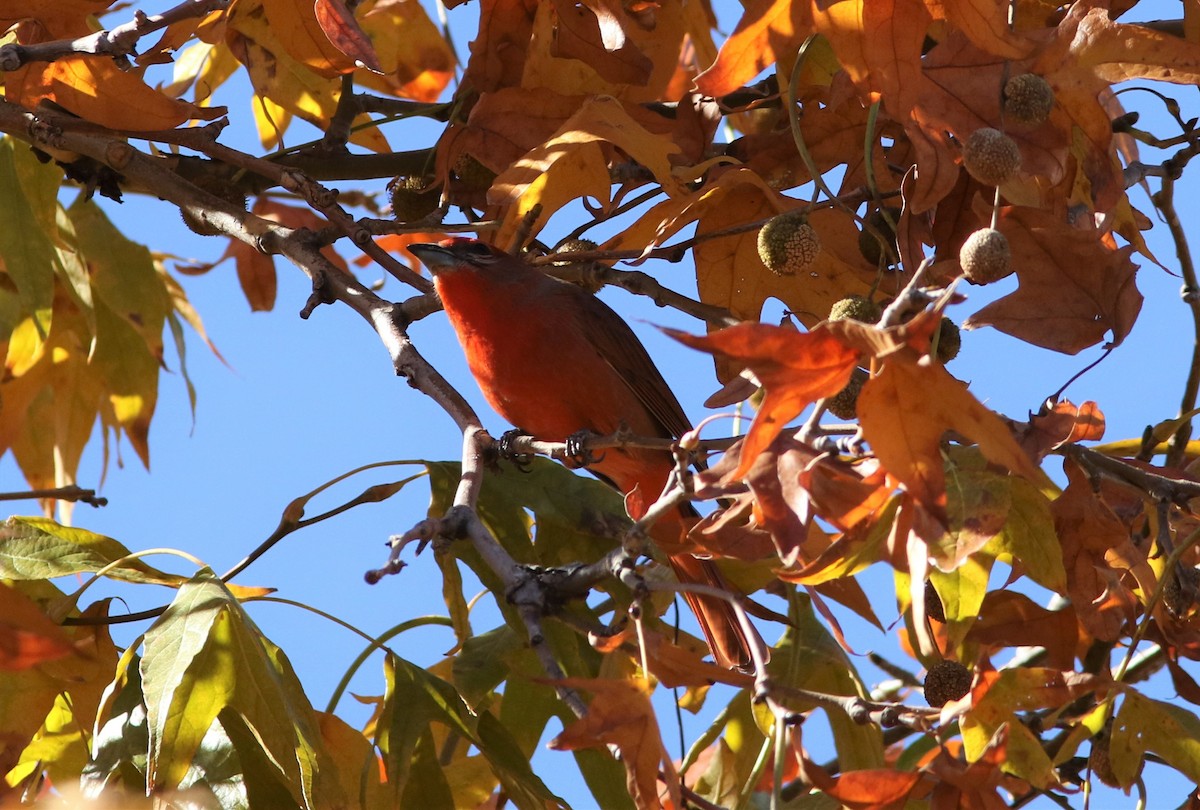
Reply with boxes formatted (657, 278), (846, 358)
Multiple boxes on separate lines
(802, 761), (923, 810)
(314, 0), (382, 73)
(932, 0), (1033, 59)
(668, 322), (861, 480)
(1014, 400), (1106, 461)
(964, 207), (1142, 354)
(907, 31), (1070, 213)
(1053, 460), (1147, 641)
(966, 591), (1078, 670)
(549, 677), (680, 809)
(812, 0), (931, 126)
(639, 629), (754, 690)
(549, 0), (653, 85)
(857, 357), (1046, 516)
(461, 0), (540, 92)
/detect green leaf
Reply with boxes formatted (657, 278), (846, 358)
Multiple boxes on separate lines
(929, 553), (991, 652)
(0, 137), (57, 337)
(987, 476), (1065, 594)
(772, 592), (884, 771)
(0, 516), (186, 586)
(140, 569), (343, 808)
(1111, 690), (1200, 788)
(378, 654), (564, 810)
(453, 625), (523, 710)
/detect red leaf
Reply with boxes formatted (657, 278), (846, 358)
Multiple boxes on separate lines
(668, 322), (860, 480)
(314, 0), (383, 73)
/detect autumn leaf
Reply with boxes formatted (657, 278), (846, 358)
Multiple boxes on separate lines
(668, 321), (860, 480)
(693, 0), (812, 98)
(802, 761), (923, 810)
(357, 0), (455, 102)
(6, 54), (223, 132)
(314, 0), (382, 73)
(1053, 460), (1151, 641)
(0, 582), (73, 671)
(966, 591), (1078, 670)
(550, 677), (680, 809)
(547, 0), (653, 85)
(488, 96), (684, 245)
(960, 667), (1102, 788)
(1012, 399), (1106, 461)
(964, 207), (1141, 354)
(461, 0), (540, 92)
(857, 356), (1047, 517)
(258, 0), (357, 77)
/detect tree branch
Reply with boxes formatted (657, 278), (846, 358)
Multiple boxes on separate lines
(0, 0), (229, 71)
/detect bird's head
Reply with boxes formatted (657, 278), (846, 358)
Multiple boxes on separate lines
(408, 237), (503, 275)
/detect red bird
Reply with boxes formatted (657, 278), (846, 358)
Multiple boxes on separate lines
(409, 237), (754, 670)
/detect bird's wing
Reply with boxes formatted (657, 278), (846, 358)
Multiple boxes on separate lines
(569, 284), (693, 441)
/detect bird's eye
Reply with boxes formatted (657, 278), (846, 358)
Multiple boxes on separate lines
(462, 242), (496, 262)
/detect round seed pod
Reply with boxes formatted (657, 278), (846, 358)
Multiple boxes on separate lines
(758, 211), (821, 275)
(388, 175), (440, 222)
(923, 660), (972, 708)
(829, 295), (881, 324)
(1003, 73), (1054, 127)
(959, 227), (1012, 285)
(962, 127), (1021, 187)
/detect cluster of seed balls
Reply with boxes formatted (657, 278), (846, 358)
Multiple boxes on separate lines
(958, 73), (1055, 284)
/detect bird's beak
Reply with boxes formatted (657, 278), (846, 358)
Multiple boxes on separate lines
(408, 242), (456, 273)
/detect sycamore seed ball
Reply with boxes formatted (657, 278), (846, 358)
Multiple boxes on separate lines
(454, 152), (497, 190)
(959, 227), (1012, 284)
(553, 238), (598, 256)
(858, 206), (901, 267)
(962, 127), (1021, 187)
(936, 317), (961, 363)
(757, 211), (821, 275)
(827, 374), (863, 420)
(1003, 73), (1054, 127)
(923, 660), (972, 708)
(829, 295), (881, 324)
(388, 175), (440, 222)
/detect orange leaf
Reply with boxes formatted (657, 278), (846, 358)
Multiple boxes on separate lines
(461, 0), (540, 92)
(964, 207), (1141, 354)
(1014, 399), (1106, 461)
(549, 677), (680, 809)
(8, 56), (222, 131)
(857, 358), (1045, 516)
(928, 0), (1033, 59)
(669, 322), (860, 480)
(259, 0), (356, 76)
(0, 0), (112, 38)
(693, 0), (811, 98)
(357, 0), (455, 102)
(315, 0), (383, 73)
(0, 582), (73, 671)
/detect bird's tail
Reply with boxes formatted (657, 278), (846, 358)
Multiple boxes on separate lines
(666, 553), (760, 672)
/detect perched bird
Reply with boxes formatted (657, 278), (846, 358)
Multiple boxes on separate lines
(409, 237), (755, 670)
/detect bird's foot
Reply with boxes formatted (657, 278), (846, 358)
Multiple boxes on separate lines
(498, 429), (534, 472)
(565, 430), (605, 468)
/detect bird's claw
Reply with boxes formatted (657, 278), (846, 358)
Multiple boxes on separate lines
(565, 430), (605, 468)
(498, 429), (534, 472)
